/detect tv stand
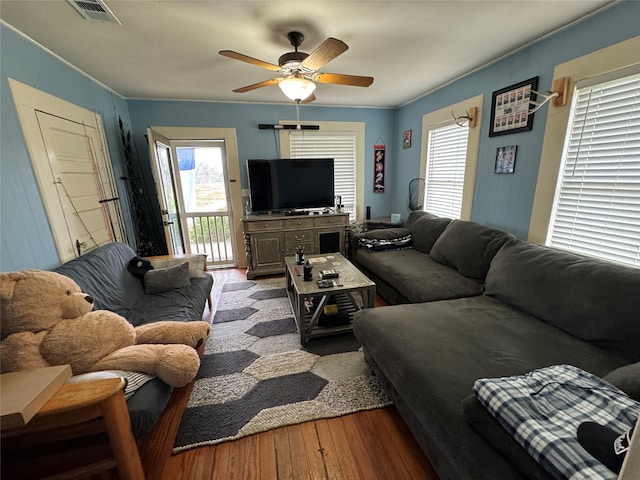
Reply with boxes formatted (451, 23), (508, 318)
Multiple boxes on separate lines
(242, 213), (349, 279)
(284, 210), (310, 216)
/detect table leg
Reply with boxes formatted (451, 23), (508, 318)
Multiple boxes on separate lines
(100, 390), (145, 480)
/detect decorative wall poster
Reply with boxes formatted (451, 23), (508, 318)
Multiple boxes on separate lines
(373, 144), (386, 193)
(403, 130), (412, 149)
(489, 77), (538, 137)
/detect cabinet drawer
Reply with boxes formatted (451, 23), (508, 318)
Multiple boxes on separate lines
(285, 241), (314, 255)
(284, 218), (315, 229)
(245, 220), (284, 232)
(314, 216), (348, 227)
(285, 230), (313, 244)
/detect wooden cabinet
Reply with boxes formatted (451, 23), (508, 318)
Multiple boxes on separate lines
(243, 213), (349, 279)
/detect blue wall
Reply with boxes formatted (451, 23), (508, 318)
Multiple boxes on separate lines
(1, 25), (133, 270)
(393, 1), (640, 238)
(2, 1), (639, 271)
(127, 100), (395, 219)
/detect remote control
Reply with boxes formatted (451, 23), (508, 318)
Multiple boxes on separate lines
(317, 279), (334, 288)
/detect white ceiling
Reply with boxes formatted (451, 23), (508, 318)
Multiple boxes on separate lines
(1, 0), (615, 108)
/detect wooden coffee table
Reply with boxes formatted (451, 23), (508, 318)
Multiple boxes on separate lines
(285, 253), (376, 344)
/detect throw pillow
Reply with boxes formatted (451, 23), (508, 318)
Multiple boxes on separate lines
(604, 363), (640, 401)
(410, 214), (451, 254)
(144, 262), (191, 294)
(149, 254), (207, 278)
(429, 220), (512, 280)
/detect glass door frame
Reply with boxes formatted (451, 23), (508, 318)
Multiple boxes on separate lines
(147, 128), (185, 255)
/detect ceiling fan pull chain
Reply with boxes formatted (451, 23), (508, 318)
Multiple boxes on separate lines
(296, 100), (301, 130)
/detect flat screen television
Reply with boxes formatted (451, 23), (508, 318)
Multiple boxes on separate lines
(247, 158), (335, 213)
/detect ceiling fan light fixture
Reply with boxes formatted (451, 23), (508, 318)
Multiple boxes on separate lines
(278, 77), (316, 101)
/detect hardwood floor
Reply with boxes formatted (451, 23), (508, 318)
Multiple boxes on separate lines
(151, 267), (439, 480)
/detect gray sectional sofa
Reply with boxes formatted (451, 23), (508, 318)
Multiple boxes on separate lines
(351, 211), (640, 480)
(53, 242), (214, 437)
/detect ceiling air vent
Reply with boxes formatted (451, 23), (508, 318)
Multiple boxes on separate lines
(67, 0), (121, 24)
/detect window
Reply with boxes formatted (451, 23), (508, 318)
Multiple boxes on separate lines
(280, 121), (365, 220)
(419, 95), (482, 221)
(289, 132), (356, 217)
(547, 71), (640, 266)
(424, 123), (470, 219)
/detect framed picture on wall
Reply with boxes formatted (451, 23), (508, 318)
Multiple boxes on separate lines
(489, 77), (538, 137)
(403, 130), (412, 149)
(495, 145), (517, 174)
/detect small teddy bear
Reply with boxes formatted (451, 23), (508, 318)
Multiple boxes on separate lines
(0, 270), (211, 388)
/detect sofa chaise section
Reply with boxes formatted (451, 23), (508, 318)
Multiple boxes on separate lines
(353, 219), (640, 480)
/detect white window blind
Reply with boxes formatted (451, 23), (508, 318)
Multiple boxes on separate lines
(548, 72), (640, 267)
(424, 123), (469, 219)
(289, 132), (357, 217)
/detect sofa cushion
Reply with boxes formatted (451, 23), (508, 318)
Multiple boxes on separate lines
(409, 213), (451, 254)
(127, 275), (213, 326)
(354, 249), (484, 303)
(144, 262), (191, 294)
(429, 220), (512, 280)
(604, 363), (640, 401)
(462, 395), (554, 480)
(485, 238), (640, 362)
(53, 242), (144, 316)
(403, 210), (431, 230)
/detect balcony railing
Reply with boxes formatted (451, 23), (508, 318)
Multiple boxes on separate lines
(185, 212), (235, 266)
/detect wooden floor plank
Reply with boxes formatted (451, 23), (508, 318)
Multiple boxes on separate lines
(227, 438), (245, 480)
(314, 419), (347, 480)
(273, 426), (294, 480)
(335, 414), (379, 480)
(286, 424), (311, 480)
(380, 407), (439, 479)
(211, 441), (231, 480)
(241, 434), (260, 480)
(353, 409), (410, 479)
(300, 422), (328, 480)
(257, 429), (277, 480)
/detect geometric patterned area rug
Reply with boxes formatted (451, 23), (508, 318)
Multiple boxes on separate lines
(173, 277), (392, 452)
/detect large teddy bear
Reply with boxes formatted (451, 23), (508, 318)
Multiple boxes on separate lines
(0, 269), (211, 388)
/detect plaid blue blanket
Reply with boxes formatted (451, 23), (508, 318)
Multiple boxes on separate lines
(474, 364), (640, 480)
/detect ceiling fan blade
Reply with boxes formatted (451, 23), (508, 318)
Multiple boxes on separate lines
(219, 50), (281, 72)
(301, 38), (348, 71)
(315, 72), (374, 87)
(301, 93), (316, 104)
(233, 78), (282, 93)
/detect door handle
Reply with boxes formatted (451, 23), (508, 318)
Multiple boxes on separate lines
(163, 221), (174, 226)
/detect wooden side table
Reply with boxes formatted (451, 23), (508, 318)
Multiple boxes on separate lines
(2, 377), (144, 479)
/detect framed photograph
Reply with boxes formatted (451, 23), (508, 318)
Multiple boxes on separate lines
(402, 129), (412, 149)
(495, 145), (517, 174)
(489, 77), (538, 137)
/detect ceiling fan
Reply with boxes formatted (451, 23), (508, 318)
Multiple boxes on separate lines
(219, 31), (374, 102)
